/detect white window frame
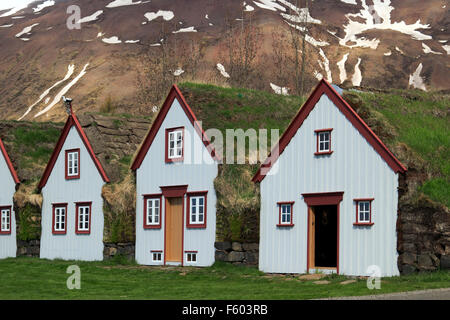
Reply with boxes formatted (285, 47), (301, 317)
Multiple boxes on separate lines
(280, 204), (292, 225)
(77, 205), (90, 232)
(186, 252), (197, 263)
(146, 198), (160, 226)
(54, 206), (66, 232)
(1, 208), (11, 232)
(189, 196), (205, 225)
(67, 150), (79, 177)
(357, 201), (371, 223)
(168, 129), (183, 159)
(152, 252), (162, 262)
(318, 131), (331, 152)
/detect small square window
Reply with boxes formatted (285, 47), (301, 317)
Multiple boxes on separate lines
(315, 129), (333, 155)
(187, 192), (207, 228)
(0, 207), (11, 234)
(76, 203), (91, 234)
(166, 128), (184, 162)
(277, 202), (294, 227)
(354, 199), (374, 226)
(65, 149), (80, 179)
(186, 252), (197, 263)
(52, 204), (67, 234)
(152, 252), (162, 262)
(144, 195), (162, 229)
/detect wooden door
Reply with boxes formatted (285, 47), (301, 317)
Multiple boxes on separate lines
(165, 197), (183, 263)
(308, 207), (315, 269)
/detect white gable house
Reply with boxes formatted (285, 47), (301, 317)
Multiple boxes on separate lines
(253, 80), (407, 277)
(38, 111), (110, 261)
(132, 85), (219, 267)
(0, 138), (20, 259)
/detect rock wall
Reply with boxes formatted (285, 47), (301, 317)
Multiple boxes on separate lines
(103, 242), (135, 261)
(16, 240), (136, 261)
(215, 241), (259, 265)
(17, 240), (40, 257)
(397, 196), (450, 274)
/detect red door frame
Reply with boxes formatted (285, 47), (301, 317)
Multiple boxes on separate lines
(302, 191), (344, 274)
(161, 185), (188, 266)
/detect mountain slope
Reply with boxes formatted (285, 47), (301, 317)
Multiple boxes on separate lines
(0, 0), (448, 121)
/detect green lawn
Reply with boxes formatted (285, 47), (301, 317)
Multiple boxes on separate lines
(0, 257), (448, 300)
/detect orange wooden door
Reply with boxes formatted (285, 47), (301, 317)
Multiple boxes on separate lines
(165, 197), (183, 263)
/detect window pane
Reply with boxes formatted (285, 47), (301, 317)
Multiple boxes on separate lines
(199, 214), (204, 222)
(199, 197), (204, 206)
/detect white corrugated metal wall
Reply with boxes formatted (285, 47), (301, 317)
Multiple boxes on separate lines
(0, 152), (16, 259)
(135, 98), (218, 267)
(259, 94), (400, 276)
(40, 126), (106, 261)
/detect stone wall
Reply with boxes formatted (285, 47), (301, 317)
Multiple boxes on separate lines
(215, 241), (259, 265)
(103, 242), (135, 261)
(16, 240), (136, 261)
(17, 240), (40, 257)
(397, 196), (450, 274)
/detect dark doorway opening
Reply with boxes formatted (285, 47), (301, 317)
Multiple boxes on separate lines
(313, 205), (337, 268)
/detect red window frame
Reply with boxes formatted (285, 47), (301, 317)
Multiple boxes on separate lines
(143, 194), (162, 229)
(186, 191), (207, 228)
(65, 148), (80, 180)
(314, 128), (333, 155)
(277, 201), (295, 227)
(52, 203), (68, 235)
(0, 206), (12, 235)
(75, 202), (92, 235)
(353, 198), (374, 226)
(165, 127), (184, 163)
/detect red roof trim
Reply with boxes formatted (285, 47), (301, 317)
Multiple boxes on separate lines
(38, 112), (109, 189)
(0, 138), (20, 184)
(252, 79), (407, 183)
(131, 84), (219, 170)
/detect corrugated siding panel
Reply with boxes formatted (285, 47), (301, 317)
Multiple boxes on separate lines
(0, 155), (16, 259)
(260, 94), (399, 276)
(136, 98), (217, 267)
(40, 127), (105, 261)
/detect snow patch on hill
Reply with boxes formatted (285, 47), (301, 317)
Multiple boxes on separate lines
(35, 64), (89, 118)
(253, 0), (285, 12)
(337, 53), (349, 84)
(286, 22), (329, 47)
(0, 1), (32, 17)
(442, 45), (450, 55)
(106, 0), (142, 8)
(217, 63), (230, 78)
(174, 68), (184, 76)
(422, 43), (442, 55)
(409, 63), (426, 91)
(270, 83), (289, 95)
(339, 0), (432, 49)
(172, 26), (197, 33)
(144, 10), (174, 22)
(16, 23), (39, 38)
(318, 49), (332, 82)
(341, 0), (357, 4)
(0, 24), (13, 28)
(352, 58), (362, 86)
(19, 64), (75, 120)
(102, 36), (122, 44)
(78, 10), (103, 24)
(33, 1), (55, 13)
